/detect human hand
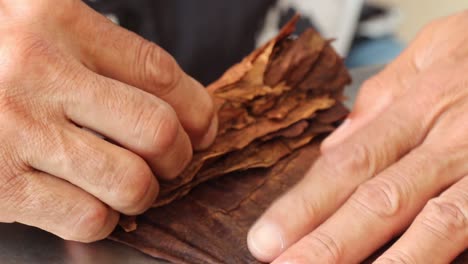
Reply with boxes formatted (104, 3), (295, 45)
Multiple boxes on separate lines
(0, 0), (216, 242)
(248, 11), (468, 263)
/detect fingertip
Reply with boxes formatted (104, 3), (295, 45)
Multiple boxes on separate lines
(152, 126), (193, 180)
(99, 208), (120, 239)
(72, 204), (120, 243)
(145, 175), (160, 208)
(85, 208), (120, 242)
(180, 130), (194, 170)
(181, 75), (219, 150)
(124, 173), (159, 216)
(247, 220), (286, 262)
(195, 113), (218, 150)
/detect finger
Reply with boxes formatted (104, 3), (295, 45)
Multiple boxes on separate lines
(22, 122), (159, 215)
(64, 2), (217, 150)
(63, 70), (193, 180)
(1, 170), (119, 243)
(247, 92), (439, 262)
(270, 143), (467, 264)
(375, 175), (468, 264)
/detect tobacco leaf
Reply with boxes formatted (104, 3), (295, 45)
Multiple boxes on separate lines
(264, 28), (327, 87)
(260, 120), (309, 141)
(206, 15), (299, 94)
(114, 141), (468, 263)
(298, 44), (350, 94)
(208, 95), (333, 155)
(217, 103), (256, 134)
(111, 142), (323, 264)
(153, 15), (345, 204)
(156, 97), (346, 205)
(156, 96), (335, 202)
(114, 15), (356, 262)
(315, 100), (349, 124)
(154, 119), (330, 208)
(249, 96), (277, 116)
(263, 91), (305, 120)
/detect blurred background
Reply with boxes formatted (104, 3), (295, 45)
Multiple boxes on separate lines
(346, 0), (467, 68)
(370, 0), (468, 42)
(85, 0), (467, 83)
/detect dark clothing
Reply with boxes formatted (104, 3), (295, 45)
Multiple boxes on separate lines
(85, 0), (275, 85)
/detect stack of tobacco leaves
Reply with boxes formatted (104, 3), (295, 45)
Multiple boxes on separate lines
(111, 16), (352, 263)
(153, 15), (350, 209)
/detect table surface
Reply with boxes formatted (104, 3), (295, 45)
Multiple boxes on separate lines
(0, 66), (383, 264)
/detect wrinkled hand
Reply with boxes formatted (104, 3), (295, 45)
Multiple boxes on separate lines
(248, 11), (468, 263)
(0, 0), (217, 242)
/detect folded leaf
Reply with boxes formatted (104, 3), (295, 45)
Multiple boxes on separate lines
(112, 142), (323, 264)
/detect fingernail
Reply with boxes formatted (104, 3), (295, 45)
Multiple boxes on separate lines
(322, 118), (352, 149)
(197, 114), (218, 150)
(247, 221), (285, 262)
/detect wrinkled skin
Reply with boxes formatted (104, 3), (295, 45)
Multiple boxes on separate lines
(249, 11), (468, 264)
(0, 0), (217, 242)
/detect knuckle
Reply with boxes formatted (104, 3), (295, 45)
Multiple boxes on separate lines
(41, 125), (86, 174)
(71, 202), (113, 242)
(358, 75), (394, 102)
(134, 40), (182, 96)
(419, 198), (468, 240)
(340, 144), (372, 173)
(86, 150), (120, 188)
(375, 250), (417, 264)
(304, 231), (342, 264)
(113, 156), (154, 212)
(4, 0), (76, 23)
(134, 102), (180, 157)
(54, 129), (123, 193)
(291, 187), (320, 222)
(0, 88), (49, 127)
(351, 177), (405, 218)
(13, 31), (54, 60)
(323, 143), (373, 178)
(0, 32), (59, 84)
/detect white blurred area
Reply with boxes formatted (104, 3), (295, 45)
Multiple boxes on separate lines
(256, 0), (364, 56)
(369, 0), (468, 43)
